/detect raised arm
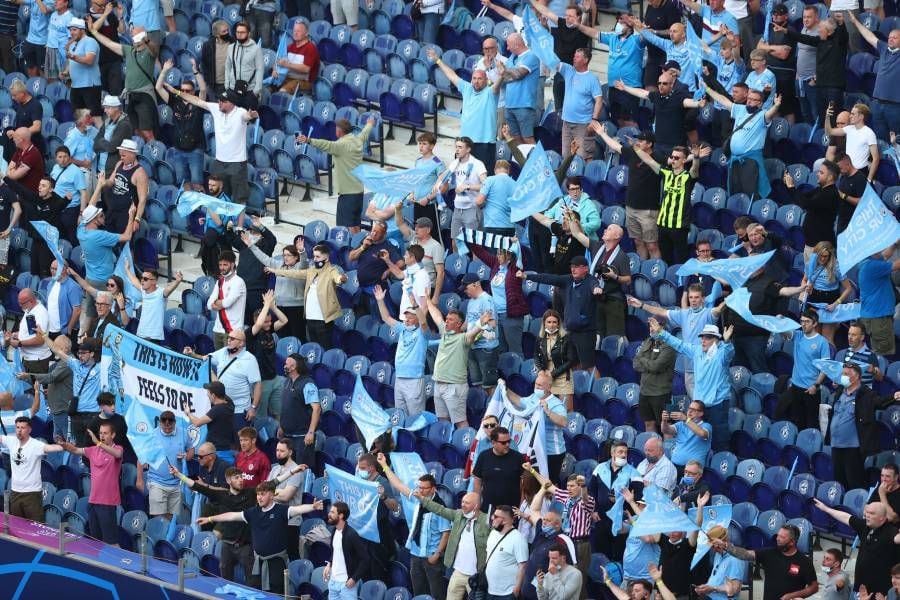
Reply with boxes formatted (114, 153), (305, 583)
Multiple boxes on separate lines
(156, 59), (174, 103)
(613, 79), (650, 100)
(376, 453), (411, 496)
(764, 94), (782, 123)
(373, 285), (398, 328)
(89, 6), (124, 56)
(633, 145), (661, 174)
(196, 511), (247, 526)
(163, 83), (209, 110)
(811, 498), (852, 525)
(68, 267), (99, 297)
(424, 294), (444, 328)
(528, 0), (558, 21)
(163, 271), (183, 298)
(589, 121), (623, 155)
(846, 10), (880, 49)
(705, 86), (734, 111)
(121, 257), (141, 289)
(600, 565), (631, 600)
(481, 0), (517, 22)
(287, 499), (324, 520)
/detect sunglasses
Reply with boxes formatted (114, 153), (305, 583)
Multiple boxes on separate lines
(483, 422), (497, 429)
(197, 453), (214, 459)
(657, 81), (671, 85)
(141, 276), (155, 281)
(494, 439), (511, 445)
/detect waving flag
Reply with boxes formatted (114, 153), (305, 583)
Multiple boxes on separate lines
(836, 184), (900, 274)
(478, 382), (549, 476)
(509, 142), (563, 222)
(521, 6), (560, 70)
(684, 19), (706, 98)
(324, 464), (382, 542)
(390, 452), (429, 529)
(607, 492), (626, 535)
(263, 32), (290, 86)
(725, 287), (800, 333)
(676, 251), (775, 291)
(351, 164), (440, 200)
(175, 189), (246, 219)
(762, 0), (773, 42)
(808, 302), (861, 324)
(350, 374), (391, 449)
(31, 221), (65, 280)
(629, 485), (700, 537)
(813, 358), (845, 383)
(689, 503), (733, 568)
(114, 243), (142, 311)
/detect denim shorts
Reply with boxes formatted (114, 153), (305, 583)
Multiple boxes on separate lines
(504, 107), (537, 138)
(169, 148), (205, 185)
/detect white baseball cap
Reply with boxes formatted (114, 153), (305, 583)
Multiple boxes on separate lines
(81, 206), (103, 225)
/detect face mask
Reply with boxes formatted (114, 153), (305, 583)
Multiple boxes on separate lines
(545, 327), (558, 335)
(681, 476), (695, 486)
(356, 468), (370, 480)
(542, 525), (557, 536)
(821, 565), (833, 575)
(777, 543), (791, 553)
(614, 22), (625, 35)
(566, 20), (576, 28)
(692, 417), (703, 424)
(407, 263), (421, 274)
(668, 536), (683, 545)
(314, 259), (326, 269)
(746, 105), (761, 114)
(463, 510), (477, 519)
(493, 523), (505, 532)
(839, 375), (850, 387)
(101, 407), (114, 417)
(405, 324), (418, 332)
(276, 456), (289, 466)
(647, 454), (660, 464)
(613, 457), (627, 468)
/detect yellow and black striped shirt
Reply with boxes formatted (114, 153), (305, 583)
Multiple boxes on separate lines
(657, 168), (694, 229)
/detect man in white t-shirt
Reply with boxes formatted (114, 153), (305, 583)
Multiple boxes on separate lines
(395, 214), (445, 303)
(380, 244), (432, 316)
(825, 102), (880, 183)
(1, 415), (65, 522)
(5, 288), (53, 373)
(435, 137), (488, 251)
(164, 84), (259, 204)
(485, 505), (530, 598)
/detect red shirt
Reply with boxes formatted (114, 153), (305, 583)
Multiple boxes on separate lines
(286, 40), (320, 83)
(235, 448), (271, 489)
(11, 145), (44, 193)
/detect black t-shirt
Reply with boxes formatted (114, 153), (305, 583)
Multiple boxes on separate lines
(14, 98), (44, 151)
(623, 146), (664, 210)
(205, 401), (236, 450)
(280, 375), (315, 436)
(549, 222), (584, 275)
(765, 27), (797, 80)
(725, 274), (782, 337)
(850, 515), (899, 594)
(649, 89), (688, 147)
(553, 17), (590, 64)
(867, 487), (900, 525)
(199, 457), (230, 488)
(472, 448), (525, 511)
(756, 547), (817, 600)
(356, 240), (401, 287)
(248, 329), (277, 380)
(0, 183), (17, 231)
(170, 97), (207, 152)
(659, 535), (698, 596)
(836, 170), (868, 232)
(244, 502), (291, 555)
(793, 184), (839, 247)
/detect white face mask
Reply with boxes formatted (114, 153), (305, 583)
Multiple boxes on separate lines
(545, 327), (558, 335)
(614, 22), (626, 35)
(821, 565), (833, 575)
(888, 46), (899, 53)
(463, 510), (477, 519)
(613, 457), (627, 467)
(839, 375), (850, 387)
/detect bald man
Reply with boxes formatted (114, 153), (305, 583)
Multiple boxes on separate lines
(6, 128), (45, 193)
(589, 224), (632, 338)
(4, 289), (52, 373)
(417, 491), (491, 600)
(636, 436), (677, 492)
(813, 500), (900, 595)
(500, 32), (542, 145)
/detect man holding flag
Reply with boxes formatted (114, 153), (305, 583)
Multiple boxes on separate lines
(525, 0), (590, 112)
(275, 20), (319, 94)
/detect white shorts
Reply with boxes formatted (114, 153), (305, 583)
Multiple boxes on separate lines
(330, 0), (358, 26)
(149, 483), (182, 516)
(433, 382), (467, 423)
(394, 377), (426, 417)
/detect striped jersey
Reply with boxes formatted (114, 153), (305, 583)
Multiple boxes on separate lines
(657, 168), (695, 229)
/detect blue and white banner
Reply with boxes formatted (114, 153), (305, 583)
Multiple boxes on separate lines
(808, 302), (861, 324)
(389, 452), (429, 529)
(676, 251), (775, 291)
(262, 32), (290, 86)
(351, 164), (439, 201)
(836, 184), (900, 274)
(509, 142), (563, 223)
(688, 503), (733, 569)
(629, 485), (700, 537)
(606, 491), (626, 535)
(455, 228), (523, 269)
(350, 374), (391, 449)
(477, 383), (549, 476)
(813, 358), (845, 383)
(123, 395), (166, 470)
(0, 350), (26, 401)
(521, 6), (560, 70)
(324, 464), (382, 542)
(101, 326), (210, 456)
(724, 287), (800, 333)
(31, 221), (65, 280)
(175, 189), (246, 219)
(114, 243), (142, 312)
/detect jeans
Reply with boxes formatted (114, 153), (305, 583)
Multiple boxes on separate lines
(705, 398), (731, 452)
(417, 12), (440, 45)
(732, 335), (768, 374)
(498, 313), (524, 355)
(258, 376), (284, 419)
(328, 578), (359, 600)
(871, 99), (900, 144)
(410, 555), (447, 600)
(51, 413), (69, 440)
(249, 8), (275, 49)
(797, 79), (818, 125)
(170, 148), (205, 185)
(211, 159), (249, 205)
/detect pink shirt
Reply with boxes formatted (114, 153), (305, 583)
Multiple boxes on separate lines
(84, 444), (123, 506)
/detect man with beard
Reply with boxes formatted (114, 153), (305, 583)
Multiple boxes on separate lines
(322, 501), (370, 600)
(266, 438), (309, 561)
(197, 480), (323, 593)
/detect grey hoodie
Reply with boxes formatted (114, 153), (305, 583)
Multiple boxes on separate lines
(225, 39), (264, 94)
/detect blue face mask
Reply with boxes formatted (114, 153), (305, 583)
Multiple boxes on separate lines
(681, 476), (695, 486)
(356, 469), (370, 480)
(542, 525), (557, 536)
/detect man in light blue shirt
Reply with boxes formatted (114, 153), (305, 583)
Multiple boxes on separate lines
(743, 50), (778, 109)
(682, 0), (739, 51)
(197, 328), (262, 432)
(590, 16), (642, 126)
(639, 21), (697, 90)
(145, 411), (194, 519)
(63, 110), (97, 169)
(697, 526), (745, 600)
(463, 273), (499, 393)
(558, 50), (603, 160)
(121, 263), (183, 346)
(45, 334), (100, 450)
(475, 160), (517, 234)
(651, 319), (734, 452)
(24, 0), (52, 77)
(499, 33), (542, 145)
(663, 400), (713, 471)
(63, 19), (102, 123)
(780, 309), (830, 430)
(374, 286), (428, 417)
(50, 146), (87, 211)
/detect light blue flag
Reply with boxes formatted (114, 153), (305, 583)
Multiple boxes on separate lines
(509, 142), (563, 222)
(629, 484), (700, 537)
(114, 243), (142, 311)
(389, 452), (429, 529)
(725, 287), (800, 333)
(676, 250), (775, 291)
(350, 374), (391, 450)
(762, 0), (773, 42)
(606, 491), (626, 535)
(31, 221), (65, 280)
(175, 189), (246, 219)
(808, 302), (861, 324)
(262, 32), (289, 86)
(0, 352), (23, 402)
(351, 164), (440, 201)
(124, 397), (166, 470)
(441, 0), (456, 25)
(689, 503), (733, 569)
(836, 184), (900, 274)
(684, 22), (705, 97)
(324, 464), (382, 542)
(522, 6), (560, 70)
(813, 358), (845, 383)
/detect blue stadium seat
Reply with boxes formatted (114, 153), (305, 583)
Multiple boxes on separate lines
(744, 509), (785, 550)
(726, 458), (765, 502)
(777, 473), (816, 519)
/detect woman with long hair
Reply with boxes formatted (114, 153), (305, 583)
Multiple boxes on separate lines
(249, 235), (309, 341)
(786, 241), (852, 344)
(534, 309), (577, 411)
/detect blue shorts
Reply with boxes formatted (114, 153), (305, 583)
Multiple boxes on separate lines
(336, 193), (364, 228)
(505, 107), (537, 138)
(89, 503), (119, 544)
(169, 148), (205, 184)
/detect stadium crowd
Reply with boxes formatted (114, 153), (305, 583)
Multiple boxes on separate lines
(0, 0), (899, 596)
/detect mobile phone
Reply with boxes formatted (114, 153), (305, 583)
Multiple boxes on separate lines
(25, 314), (36, 334)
